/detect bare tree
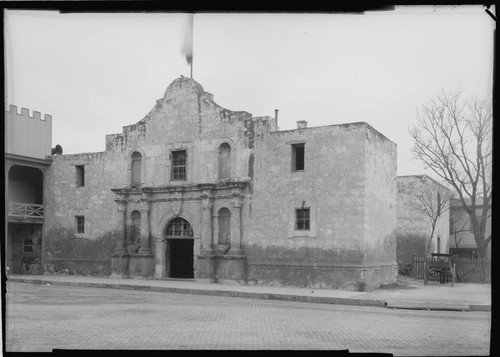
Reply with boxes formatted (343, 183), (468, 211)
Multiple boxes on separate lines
(410, 90), (492, 258)
(449, 209), (469, 252)
(410, 184), (452, 256)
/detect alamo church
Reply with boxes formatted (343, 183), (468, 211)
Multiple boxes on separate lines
(6, 76), (399, 291)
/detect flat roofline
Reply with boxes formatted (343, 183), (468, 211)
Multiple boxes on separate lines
(274, 121), (395, 144)
(397, 174), (450, 191)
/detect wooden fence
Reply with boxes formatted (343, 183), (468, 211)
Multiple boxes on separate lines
(413, 256), (490, 283)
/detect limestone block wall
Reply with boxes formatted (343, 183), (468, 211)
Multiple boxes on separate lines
(44, 151), (124, 240)
(246, 123), (371, 289)
(363, 125), (398, 289)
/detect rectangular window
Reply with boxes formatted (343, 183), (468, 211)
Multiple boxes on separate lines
(76, 215), (85, 233)
(23, 238), (34, 253)
(292, 144), (305, 171)
(296, 208), (310, 230)
(171, 150), (187, 180)
(76, 165), (85, 187)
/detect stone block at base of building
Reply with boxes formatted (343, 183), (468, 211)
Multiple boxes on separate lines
(360, 264), (398, 291)
(247, 263), (397, 291)
(195, 255), (217, 282)
(196, 254), (246, 283)
(128, 255), (155, 278)
(110, 254), (130, 278)
(214, 255), (246, 283)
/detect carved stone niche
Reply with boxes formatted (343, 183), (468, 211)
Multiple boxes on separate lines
(217, 243), (231, 255)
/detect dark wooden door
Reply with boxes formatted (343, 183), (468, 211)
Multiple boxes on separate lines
(169, 239), (194, 279)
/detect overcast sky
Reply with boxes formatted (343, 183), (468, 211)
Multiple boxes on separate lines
(4, 6), (495, 179)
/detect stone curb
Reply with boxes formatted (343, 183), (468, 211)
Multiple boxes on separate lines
(386, 301), (471, 312)
(8, 278), (490, 312)
(8, 278), (387, 308)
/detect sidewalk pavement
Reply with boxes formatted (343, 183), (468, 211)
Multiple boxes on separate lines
(6, 274), (491, 312)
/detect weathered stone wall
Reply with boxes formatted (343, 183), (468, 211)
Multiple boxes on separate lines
(396, 175), (451, 270)
(363, 124), (398, 289)
(43, 227), (117, 276)
(246, 122), (396, 290)
(44, 151), (123, 240)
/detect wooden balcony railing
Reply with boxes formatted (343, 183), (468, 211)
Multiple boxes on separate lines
(8, 202), (44, 219)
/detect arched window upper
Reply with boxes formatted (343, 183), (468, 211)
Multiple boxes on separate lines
(165, 218), (193, 238)
(130, 210), (141, 245)
(218, 207), (231, 245)
(218, 143), (231, 179)
(131, 151), (142, 185)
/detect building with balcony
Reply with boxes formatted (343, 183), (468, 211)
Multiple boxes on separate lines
(5, 105), (53, 274)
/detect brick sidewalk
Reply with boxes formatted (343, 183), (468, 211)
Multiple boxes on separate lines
(6, 274), (491, 311)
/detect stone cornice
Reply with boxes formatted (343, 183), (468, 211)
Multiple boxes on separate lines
(111, 181), (249, 195)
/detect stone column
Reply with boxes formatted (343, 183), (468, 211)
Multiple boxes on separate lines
(230, 194), (243, 255)
(111, 200), (129, 278)
(114, 201), (128, 255)
(154, 238), (166, 278)
(138, 204), (152, 255)
(201, 194), (213, 255)
(212, 214), (219, 251)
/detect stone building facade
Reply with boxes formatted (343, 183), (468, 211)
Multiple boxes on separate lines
(396, 175), (451, 270)
(42, 77), (398, 291)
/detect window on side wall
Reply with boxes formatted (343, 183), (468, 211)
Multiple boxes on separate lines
(76, 215), (85, 233)
(75, 165), (85, 187)
(291, 144), (305, 171)
(296, 208), (310, 230)
(171, 150), (187, 180)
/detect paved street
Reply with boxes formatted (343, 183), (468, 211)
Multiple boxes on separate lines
(6, 282), (491, 354)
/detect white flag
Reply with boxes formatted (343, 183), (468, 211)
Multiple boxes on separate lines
(181, 14), (193, 65)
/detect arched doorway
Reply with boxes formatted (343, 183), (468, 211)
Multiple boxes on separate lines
(165, 217), (194, 278)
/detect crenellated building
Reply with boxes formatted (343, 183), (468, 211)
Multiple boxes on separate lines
(5, 105), (54, 274)
(39, 77), (398, 291)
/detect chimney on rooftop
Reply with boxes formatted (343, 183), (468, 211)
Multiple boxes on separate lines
(274, 109), (279, 127)
(297, 120), (308, 129)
